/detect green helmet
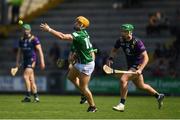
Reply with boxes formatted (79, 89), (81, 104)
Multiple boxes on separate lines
(23, 24), (31, 30)
(121, 24), (134, 31)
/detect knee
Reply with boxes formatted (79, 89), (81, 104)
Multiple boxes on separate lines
(79, 85), (85, 90)
(120, 76), (128, 84)
(23, 75), (29, 80)
(67, 72), (76, 81)
(79, 85), (88, 92)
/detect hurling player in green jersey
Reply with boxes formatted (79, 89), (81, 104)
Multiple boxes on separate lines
(40, 16), (97, 112)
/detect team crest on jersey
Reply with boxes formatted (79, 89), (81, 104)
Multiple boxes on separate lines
(131, 45), (134, 49)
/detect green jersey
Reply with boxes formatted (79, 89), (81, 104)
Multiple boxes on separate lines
(72, 29), (94, 64)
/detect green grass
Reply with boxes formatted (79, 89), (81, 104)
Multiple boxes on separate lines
(0, 95), (179, 119)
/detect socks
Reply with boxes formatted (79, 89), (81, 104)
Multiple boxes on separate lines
(26, 91), (31, 98)
(154, 93), (159, 99)
(25, 91), (39, 99)
(120, 98), (126, 105)
(34, 93), (38, 98)
(81, 94), (86, 99)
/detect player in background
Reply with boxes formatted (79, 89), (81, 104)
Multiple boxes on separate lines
(15, 24), (45, 102)
(40, 16), (97, 112)
(106, 24), (165, 112)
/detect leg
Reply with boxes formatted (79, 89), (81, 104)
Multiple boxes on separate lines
(79, 73), (95, 106)
(29, 69), (39, 102)
(67, 67), (87, 104)
(22, 68), (32, 102)
(113, 73), (133, 112)
(23, 68), (31, 92)
(30, 70), (37, 94)
(68, 63), (96, 112)
(113, 68), (138, 112)
(133, 74), (165, 109)
(120, 74), (130, 100)
(67, 66), (80, 89)
(116, 71), (135, 100)
(133, 74), (158, 95)
(79, 73), (97, 112)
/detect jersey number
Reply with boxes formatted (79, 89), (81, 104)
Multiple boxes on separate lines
(84, 38), (92, 49)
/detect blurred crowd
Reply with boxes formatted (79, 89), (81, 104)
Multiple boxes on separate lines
(0, 0), (23, 25)
(146, 9), (180, 37)
(146, 11), (169, 36)
(149, 41), (179, 78)
(146, 9), (180, 78)
(0, 0), (179, 79)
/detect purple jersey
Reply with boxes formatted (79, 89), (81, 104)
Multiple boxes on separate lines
(19, 35), (40, 62)
(114, 37), (146, 69)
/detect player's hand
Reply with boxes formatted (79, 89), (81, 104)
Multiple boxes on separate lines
(106, 59), (113, 67)
(136, 69), (142, 75)
(68, 63), (73, 69)
(68, 53), (77, 63)
(40, 23), (51, 32)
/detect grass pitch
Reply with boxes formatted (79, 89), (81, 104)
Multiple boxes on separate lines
(0, 95), (179, 119)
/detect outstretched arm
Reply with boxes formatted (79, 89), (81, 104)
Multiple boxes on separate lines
(40, 23), (73, 41)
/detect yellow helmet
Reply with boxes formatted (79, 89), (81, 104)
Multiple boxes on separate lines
(76, 16), (90, 28)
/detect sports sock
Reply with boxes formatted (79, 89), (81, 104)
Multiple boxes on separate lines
(81, 94), (86, 99)
(120, 98), (126, 105)
(154, 93), (159, 99)
(33, 93), (38, 98)
(26, 91), (31, 97)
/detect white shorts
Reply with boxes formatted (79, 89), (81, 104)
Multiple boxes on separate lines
(74, 61), (95, 76)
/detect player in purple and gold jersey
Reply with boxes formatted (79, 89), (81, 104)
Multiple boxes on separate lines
(106, 24), (164, 112)
(16, 24), (45, 102)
